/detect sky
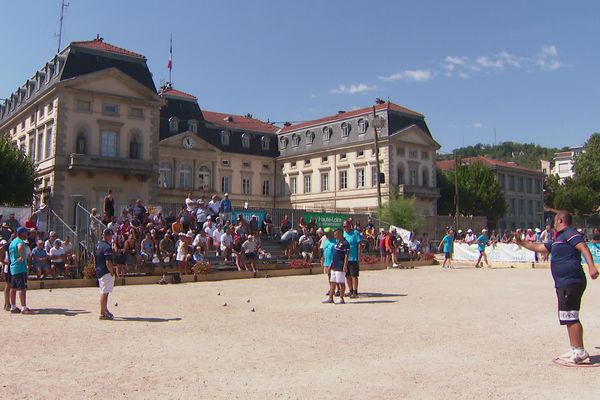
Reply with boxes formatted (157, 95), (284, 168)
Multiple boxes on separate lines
(1, 0), (599, 152)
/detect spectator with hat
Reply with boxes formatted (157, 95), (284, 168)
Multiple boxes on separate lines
(220, 193), (233, 223)
(32, 240), (49, 279)
(49, 239), (66, 278)
(465, 229), (477, 244)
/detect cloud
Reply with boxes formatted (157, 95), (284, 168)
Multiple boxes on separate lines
(476, 56), (503, 69)
(473, 122), (483, 128)
(378, 69), (432, 82)
(536, 45), (562, 71)
(329, 83), (375, 95)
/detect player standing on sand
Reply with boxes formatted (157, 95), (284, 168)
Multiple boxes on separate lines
(475, 228), (490, 268)
(516, 211), (598, 364)
(95, 228), (116, 320)
(438, 229), (454, 269)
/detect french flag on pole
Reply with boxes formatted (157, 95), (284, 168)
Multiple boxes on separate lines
(167, 37), (173, 71)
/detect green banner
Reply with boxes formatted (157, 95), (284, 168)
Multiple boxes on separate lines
(303, 212), (348, 230)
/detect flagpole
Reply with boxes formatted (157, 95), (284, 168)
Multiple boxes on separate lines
(168, 34), (172, 85)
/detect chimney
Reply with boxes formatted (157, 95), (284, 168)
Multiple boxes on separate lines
(283, 122), (292, 127)
(338, 110), (346, 114)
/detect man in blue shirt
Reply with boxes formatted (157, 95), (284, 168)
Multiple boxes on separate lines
(475, 229), (490, 268)
(343, 220), (362, 298)
(220, 193), (233, 223)
(9, 227), (32, 314)
(322, 229), (349, 304)
(438, 229), (454, 269)
(517, 211), (598, 364)
(321, 228), (336, 295)
(95, 228), (116, 320)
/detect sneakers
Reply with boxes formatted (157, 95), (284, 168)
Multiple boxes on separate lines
(99, 312), (114, 320)
(321, 297), (334, 304)
(10, 307), (21, 314)
(568, 350), (589, 364)
(558, 348), (574, 360)
(21, 307), (32, 314)
(336, 298), (345, 304)
(392, 263), (399, 268)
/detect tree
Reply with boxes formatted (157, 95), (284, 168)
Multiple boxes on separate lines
(0, 136), (36, 206)
(436, 168), (455, 215)
(378, 195), (423, 232)
(438, 162), (507, 226)
(553, 181), (597, 216)
(573, 132), (600, 192)
(543, 174), (561, 207)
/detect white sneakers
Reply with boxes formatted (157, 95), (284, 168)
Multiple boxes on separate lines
(321, 298), (333, 304)
(559, 348), (590, 364)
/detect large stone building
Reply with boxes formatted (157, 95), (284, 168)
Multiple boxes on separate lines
(437, 156), (545, 231)
(157, 86), (279, 209)
(275, 102), (441, 215)
(0, 37), (163, 223)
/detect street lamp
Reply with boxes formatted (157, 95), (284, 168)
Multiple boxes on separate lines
(372, 106), (386, 209)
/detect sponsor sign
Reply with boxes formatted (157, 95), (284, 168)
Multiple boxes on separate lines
(453, 242), (536, 262)
(234, 210), (266, 226)
(583, 242), (600, 265)
(303, 212), (348, 230)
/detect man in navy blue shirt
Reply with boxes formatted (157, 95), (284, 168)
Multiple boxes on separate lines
(322, 229), (349, 304)
(95, 228), (116, 320)
(517, 211), (598, 364)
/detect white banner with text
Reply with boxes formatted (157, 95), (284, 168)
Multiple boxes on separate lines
(453, 243), (536, 263)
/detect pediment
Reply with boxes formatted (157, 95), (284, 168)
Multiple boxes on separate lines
(160, 132), (220, 153)
(390, 125), (441, 149)
(64, 68), (159, 100)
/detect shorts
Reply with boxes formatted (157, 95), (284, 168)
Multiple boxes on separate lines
(113, 254), (126, 264)
(176, 252), (187, 262)
(379, 248), (386, 256)
(3, 266), (12, 284)
(98, 273), (115, 294)
(556, 283), (586, 325)
(444, 252), (451, 260)
(11, 272), (27, 290)
(245, 252), (256, 260)
(52, 262), (65, 273)
(346, 261), (360, 277)
(35, 263), (50, 272)
(330, 270), (346, 284)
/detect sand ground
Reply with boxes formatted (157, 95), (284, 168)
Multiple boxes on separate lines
(3, 265), (600, 400)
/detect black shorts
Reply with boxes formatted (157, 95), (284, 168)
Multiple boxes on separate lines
(444, 252), (451, 259)
(11, 272), (27, 290)
(245, 252), (256, 260)
(556, 283), (586, 325)
(346, 261), (359, 277)
(52, 262), (65, 272)
(3, 268), (12, 284)
(113, 254), (126, 264)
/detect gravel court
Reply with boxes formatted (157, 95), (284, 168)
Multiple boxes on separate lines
(2, 265), (599, 399)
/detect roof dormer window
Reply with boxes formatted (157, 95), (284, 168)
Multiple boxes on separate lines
(188, 119), (198, 134)
(261, 136), (270, 151)
(291, 133), (300, 147)
(279, 136), (288, 150)
(169, 117), (179, 133)
(305, 130), (314, 144)
(358, 118), (368, 133)
(241, 132), (250, 148)
(221, 130), (230, 146)
(322, 126), (332, 141)
(341, 122), (351, 137)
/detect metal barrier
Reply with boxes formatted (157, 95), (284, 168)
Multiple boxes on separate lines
(74, 203), (106, 267)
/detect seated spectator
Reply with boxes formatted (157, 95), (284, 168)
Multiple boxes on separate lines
(44, 231), (58, 253)
(112, 233), (127, 277)
(159, 232), (175, 263)
(153, 212), (166, 230)
(249, 215), (260, 235)
(192, 246), (205, 263)
(140, 232), (155, 262)
(49, 239), (66, 278)
(242, 235), (258, 272)
(107, 216), (119, 235)
(455, 229), (465, 242)
(63, 235), (75, 272)
(501, 231), (512, 243)
(204, 219), (217, 249)
(192, 230), (209, 256)
(212, 224), (224, 257)
(280, 215), (291, 234)
(0, 222), (12, 242)
(220, 227), (234, 262)
(465, 229), (477, 244)
(298, 229), (314, 261)
(261, 214), (274, 238)
(32, 240), (49, 279)
(117, 209), (130, 224)
(525, 229), (537, 242)
(208, 195), (221, 220)
(124, 234), (138, 270)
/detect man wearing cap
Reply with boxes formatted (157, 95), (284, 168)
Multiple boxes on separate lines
(320, 228), (336, 295)
(475, 229), (490, 268)
(220, 193), (233, 223)
(343, 220), (362, 298)
(8, 227), (32, 314)
(465, 229), (477, 244)
(95, 228), (116, 320)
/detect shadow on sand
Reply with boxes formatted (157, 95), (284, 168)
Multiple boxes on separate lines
(33, 308), (91, 316)
(350, 300), (398, 305)
(358, 292), (407, 298)
(112, 316), (182, 323)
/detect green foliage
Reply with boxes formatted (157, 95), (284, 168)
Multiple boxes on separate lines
(438, 162), (507, 225)
(437, 168), (455, 215)
(573, 133), (600, 192)
(553, 179), (598, 216)
(378, 195), (423, 231)
(543, 174), (561, 207)
(0, 136), (36, 206)
(438, 141), (564, 170)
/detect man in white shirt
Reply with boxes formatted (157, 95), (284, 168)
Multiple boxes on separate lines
(212, 224), (224, 257)
(49, 239), (66, 278)
(298, 229), (315, 261)
(220, 227), (234, 261)
(185, 193), (195, 212)
(208, 195), (221, 220)
(242, 235), (258, 272)
(107, 216), (120, 235)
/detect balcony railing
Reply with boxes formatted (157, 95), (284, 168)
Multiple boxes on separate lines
(68, 153), (154, 179)
(396, 184), (440, 198)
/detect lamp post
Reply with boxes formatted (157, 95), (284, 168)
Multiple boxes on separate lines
(372, 106), (386, 210)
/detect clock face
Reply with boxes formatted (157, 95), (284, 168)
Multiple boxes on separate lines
(182, 137), (194, 149)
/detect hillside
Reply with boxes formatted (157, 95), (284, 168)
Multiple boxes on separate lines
(437, 142), (567, 170)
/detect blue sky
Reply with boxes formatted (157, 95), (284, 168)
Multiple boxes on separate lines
(2, 0), (599, 152)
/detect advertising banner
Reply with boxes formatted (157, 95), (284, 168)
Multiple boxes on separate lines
(234, 210), (266, 226)
(583, 242), (600, 265)
(147, 205), (163, 216)
(303, 212), (348, 230)
(453, 242), (536, 262)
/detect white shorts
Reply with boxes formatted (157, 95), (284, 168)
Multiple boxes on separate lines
(98, 273), (115, 294)
(330, 270), (346, 284)
(176, 252), (186, 262)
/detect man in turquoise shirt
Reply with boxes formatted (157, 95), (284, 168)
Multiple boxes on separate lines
(343, 220), (362, 298)
(475, 228), (490, 268)
(9, 227), (31, 314)
(321, 228), (336, 296)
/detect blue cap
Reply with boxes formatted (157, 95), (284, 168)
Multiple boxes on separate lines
(16, 227), (28, 235)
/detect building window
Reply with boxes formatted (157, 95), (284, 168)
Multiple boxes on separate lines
(242, 161), (251, 169)
(47, 101), (54, 114)
(159, 161), (173, 188)
(397, 147), (405, 156)
(409, 167), (418, 186)
(291, 161), (297, 169)
(357, 168), (365, 188)
(129, 137), (141, 159)
(321, 173), (329, 191)
(39, 107), (45, 119)
(558, 163), (569, 173)
(421, 151), (429, 160)
(169, 117), (179, 133)
(409, 149), (418, 159)
(304, 175), (311, 193)
(262, 179), (270, 196)
(76, 99), (92, 112)
(305, 130), (314, 144)
(221, 130), (230, 146)
(341, 122), (350, 137)
(262, 164), (270, 170)
(358, 118), (368, 133)
(339, 153), (347, 161)
(357, 150), (364, 158)
(100, 131), (117, 158)
(45, 126), (53, 159)
(221, 176), (231, 193)
(103, 103), (119, 116)
(422, 168), (429, 187)
(221, 159), (230, 167)
(291, 133), (300, 147)
(510, 198), (516, 216)
(198, 166), (211, 190)
(130, 107), (144, 119)
(178, 163), (192, 189)
(322, 126), (332, 141)
(242, 177), (252, 195)
(497, 173), (505, 189)
(76, 132), (87, 154)
(339, 171), (348, 189)
(188, 119), (198, 133)
(261, 136), (270, 151)
(321, 156), (328, 163)
(304, 159), (311, 166)
(28, 134), (35, 160)
(396, 166), (404, 185)
(519, 199), (525, 216)
(528, 199), (533, 215)
(526, 178), (532, 193)
(518, 177), (524, 192)
(241, 133), (250, 148)
(290, 177), (297, 194)
(279, 136), (288, 150)
(535, 179), (542, 194)
(372, 166), (378, 187)
(36, 129), (44, 161)
(508, 175), (515, 191)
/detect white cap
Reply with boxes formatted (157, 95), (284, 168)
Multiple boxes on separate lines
(535, 228), (541, 233)
(467, 229), (473, 233)
(482, 228), (488, 232)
